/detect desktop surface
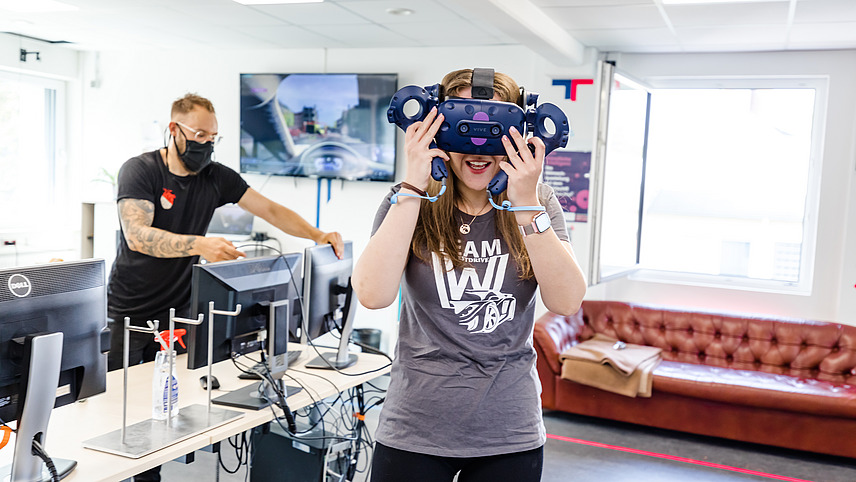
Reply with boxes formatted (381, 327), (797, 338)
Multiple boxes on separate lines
(0, 345), (390, 482)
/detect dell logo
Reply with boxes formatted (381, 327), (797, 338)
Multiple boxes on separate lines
(8, 274), (32, 298)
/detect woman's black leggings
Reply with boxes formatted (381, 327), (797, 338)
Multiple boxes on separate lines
(370, 442), (543, 482)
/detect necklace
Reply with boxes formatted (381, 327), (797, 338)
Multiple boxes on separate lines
(459, 200), (491, 235)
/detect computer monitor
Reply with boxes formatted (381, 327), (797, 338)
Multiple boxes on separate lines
(302, 241), (358, 370)
(207, 204), (255, 242)
(187, 254), (302, 409)
(0, 259), (109, 480)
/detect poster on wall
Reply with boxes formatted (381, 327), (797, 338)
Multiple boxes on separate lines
(543, 151), (590, 223)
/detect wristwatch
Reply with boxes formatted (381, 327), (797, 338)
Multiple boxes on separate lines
(519, 211), (551, 237)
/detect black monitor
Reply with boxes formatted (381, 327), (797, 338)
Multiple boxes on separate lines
(187, 254), (302, 409)
(302, 241), (358, 370)
(0, 259), (109, 480)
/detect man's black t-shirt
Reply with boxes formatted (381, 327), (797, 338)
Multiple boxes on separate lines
(107, 150), (249, 320)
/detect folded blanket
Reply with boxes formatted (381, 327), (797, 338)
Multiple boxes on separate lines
(560, 334), (662, 398)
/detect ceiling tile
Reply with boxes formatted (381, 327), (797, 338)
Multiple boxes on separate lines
(675, 24), (788, 46)
(167, 3), (289, 27)
(231, 24), (346, 48)
(336, 0), (457, 24)
(302, 23), (420, 47)
(664, 3), (791, 27)
(570, 27), (677, 49)
(533, 0), (652, 6)
(793, 0), (856, 23)
(383, 17), (510, 46)
(544, 4), (665, 29)
(252, 2), (371, 26)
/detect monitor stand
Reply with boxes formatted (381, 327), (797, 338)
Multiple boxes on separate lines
(304, 352), (358, 370)
(0, 333), (77, 482)
(238, 350), (302, 380)
(305, 280), (359, 370)
(212, 379), (301, 411)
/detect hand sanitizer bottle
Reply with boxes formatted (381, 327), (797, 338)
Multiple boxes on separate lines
(152, 329), (186, 420)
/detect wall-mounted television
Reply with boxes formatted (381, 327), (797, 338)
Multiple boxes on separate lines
(239, 73), (397, 182)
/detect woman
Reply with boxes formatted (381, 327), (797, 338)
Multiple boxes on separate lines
(353, 68), (586, 481)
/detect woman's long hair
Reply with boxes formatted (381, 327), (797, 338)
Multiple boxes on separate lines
(410, 69), (534, 280)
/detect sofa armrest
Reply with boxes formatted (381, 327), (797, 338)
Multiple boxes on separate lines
(534, 309), (586, 375)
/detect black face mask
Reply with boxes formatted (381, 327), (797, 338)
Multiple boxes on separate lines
(176, 137), (214, 173)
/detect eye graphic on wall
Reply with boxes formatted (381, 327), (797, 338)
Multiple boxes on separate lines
(575, 189), (589, 210)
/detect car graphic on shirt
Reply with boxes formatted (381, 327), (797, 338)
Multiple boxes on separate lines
(451, 290), (516, 334)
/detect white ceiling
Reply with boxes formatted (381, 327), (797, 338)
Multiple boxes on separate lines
(1, 0), (855, 63)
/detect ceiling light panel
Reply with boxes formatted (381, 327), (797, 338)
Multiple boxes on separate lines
(0, 0), (78, 13)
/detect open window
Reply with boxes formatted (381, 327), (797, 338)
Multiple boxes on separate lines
(589, 61), (651, 285)
(589, 60), (824, 293)
(0, 71), (70, 265)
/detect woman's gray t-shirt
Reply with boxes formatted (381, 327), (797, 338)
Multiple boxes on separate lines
(371, 183), (569, 458)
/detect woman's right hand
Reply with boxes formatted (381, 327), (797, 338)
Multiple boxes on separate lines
(403, 106), (448, 191)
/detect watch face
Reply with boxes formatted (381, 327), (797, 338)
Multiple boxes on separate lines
(534, 212), (551, 232)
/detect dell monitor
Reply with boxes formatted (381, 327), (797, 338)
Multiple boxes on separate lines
(0, 259), (109, 481)
(187, 254), (302, 410)
(302, 241), (358, 370)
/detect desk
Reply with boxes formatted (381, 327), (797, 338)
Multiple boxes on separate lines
(0, 345), (389, 482)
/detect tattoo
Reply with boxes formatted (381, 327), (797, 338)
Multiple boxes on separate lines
(118, 199), (198, 258)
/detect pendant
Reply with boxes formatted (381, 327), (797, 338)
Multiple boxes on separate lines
(460, 224), (471, 235)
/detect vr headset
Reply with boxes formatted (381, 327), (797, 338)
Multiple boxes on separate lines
(387, 68), (570, 196)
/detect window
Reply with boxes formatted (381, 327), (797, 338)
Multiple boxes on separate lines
(591, 63), (823, 293)
(0, 71), (71, 262)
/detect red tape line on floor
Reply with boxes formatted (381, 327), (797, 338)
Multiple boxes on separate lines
(546, 433), (814, 482)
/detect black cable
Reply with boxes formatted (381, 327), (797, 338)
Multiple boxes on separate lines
(273, 381), (297, 433)
(236, 244), (394, 378)
(230, 348), (348, 443)
(351, 340), (393, 363)
(219, 431), (251, 475)
(0, 416), (14, 432)
(31, 439), (59, 482)
(244, 433), (253, 482)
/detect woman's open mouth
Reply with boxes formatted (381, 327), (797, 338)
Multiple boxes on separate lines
(466, 160), (491, 173)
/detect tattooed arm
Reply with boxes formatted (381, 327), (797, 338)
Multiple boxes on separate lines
(118, 198), (245, 262)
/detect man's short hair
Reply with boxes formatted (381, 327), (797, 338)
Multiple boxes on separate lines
(171, 93), (215, 119)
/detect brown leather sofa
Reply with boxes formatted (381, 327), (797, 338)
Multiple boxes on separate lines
(534, 300), (856, 458)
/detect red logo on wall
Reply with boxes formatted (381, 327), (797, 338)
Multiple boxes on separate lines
(552, 79), (594, 101)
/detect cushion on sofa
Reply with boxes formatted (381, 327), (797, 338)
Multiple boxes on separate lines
(580, 301), (856, 384)
(652, 360), (856, 418)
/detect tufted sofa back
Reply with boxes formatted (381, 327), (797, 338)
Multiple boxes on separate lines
(537, 300), (856, 384)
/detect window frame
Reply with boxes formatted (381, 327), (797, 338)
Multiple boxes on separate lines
(0, 69), (70, 242)
(590, 69), (827, 295)
(589, 61), (652, 285)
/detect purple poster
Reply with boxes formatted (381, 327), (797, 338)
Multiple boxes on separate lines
(543, 151), (590, 223)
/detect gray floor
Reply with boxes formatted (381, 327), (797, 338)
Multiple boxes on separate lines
(542, 411), (856, 482)
(152, 379), (856, 482)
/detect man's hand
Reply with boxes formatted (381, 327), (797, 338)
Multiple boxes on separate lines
(193, 236), (246, 262)
(317, 231), (345, 259)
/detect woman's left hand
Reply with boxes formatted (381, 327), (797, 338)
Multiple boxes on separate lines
(499, 126), (545, 208)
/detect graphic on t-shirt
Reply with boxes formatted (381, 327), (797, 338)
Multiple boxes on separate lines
(161, 188), (176, 210)
(432, 239), (517, 334)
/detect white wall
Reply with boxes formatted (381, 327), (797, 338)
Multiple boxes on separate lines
(589, 50), (856, 323)
(78, 45), (596, 352)
(31, 39), (856, 348)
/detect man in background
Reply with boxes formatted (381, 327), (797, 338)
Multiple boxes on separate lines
(107, 93), (343, 481)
